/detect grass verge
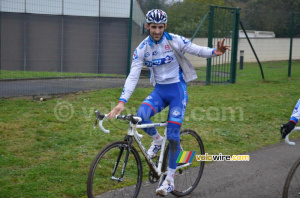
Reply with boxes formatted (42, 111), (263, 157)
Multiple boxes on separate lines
(0, 61), (300, 197)
(0, 70), (125, 79)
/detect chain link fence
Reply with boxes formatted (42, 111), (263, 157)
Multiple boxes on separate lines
(1, 0), (130, 75)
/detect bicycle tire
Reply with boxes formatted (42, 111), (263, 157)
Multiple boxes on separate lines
(87, 141), (143, 198)
(283, 157), (300, 198)
(163, 129), (205, 197)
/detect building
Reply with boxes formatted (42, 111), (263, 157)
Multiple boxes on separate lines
(0, 0), (145, 74)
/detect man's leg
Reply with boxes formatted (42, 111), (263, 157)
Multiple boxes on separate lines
(157, 81), (188, 195)
(136, 89), (167, 157)
(156, 120), (181, 195)
(166, 123), (181, 180)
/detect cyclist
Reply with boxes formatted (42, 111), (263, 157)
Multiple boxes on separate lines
(281, 99), (300, 139)
(108, 9), (230, 196)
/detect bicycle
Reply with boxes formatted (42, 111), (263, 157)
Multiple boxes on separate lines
(87, 110), (205, 198)
(281, 126), (300, 198)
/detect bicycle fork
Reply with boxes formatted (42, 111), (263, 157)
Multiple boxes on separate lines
(110, 144), (131, 182)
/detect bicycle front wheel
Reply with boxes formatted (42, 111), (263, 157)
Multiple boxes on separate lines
(283, 158), (300, 198)
(87, 141), (143, 198)
(168, 129), (205, 197)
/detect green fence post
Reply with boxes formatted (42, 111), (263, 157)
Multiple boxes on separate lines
(288, 11), (295, 77)
(0, 11), (1, 77)
(206, 5), (215, 85)
(239, 20), (264, 80)
(126, 0), (133, 76)
(230, 8), (240, 84)
(190, 13), (209, 43)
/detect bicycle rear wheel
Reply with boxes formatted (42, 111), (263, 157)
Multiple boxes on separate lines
(283, 158), (300, 198)
(87, 141), (143, 198)
(164, 129), (205, 197)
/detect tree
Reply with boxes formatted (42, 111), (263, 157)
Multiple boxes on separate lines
(240, 0), (300, 37)
(165, 0), (234, 37)
(137, 0), (170, 14)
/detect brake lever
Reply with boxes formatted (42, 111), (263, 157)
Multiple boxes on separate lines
(94, 117), (98, 129)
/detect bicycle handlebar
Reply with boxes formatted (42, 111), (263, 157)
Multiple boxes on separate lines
(94, 110), (143, 137)
(284, 127), (300, 146)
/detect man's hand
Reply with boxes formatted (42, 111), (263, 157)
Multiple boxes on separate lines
(108, 102), (125, 119)
(214, 38), (231, 56)
(281, 121), (296, 139)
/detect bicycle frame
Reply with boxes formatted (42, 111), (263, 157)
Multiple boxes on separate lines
(132, 122), (168, 176)
(133, 122), (191, 175)
(95, 111), (192, 180)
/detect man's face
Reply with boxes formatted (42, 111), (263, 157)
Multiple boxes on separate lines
(146, 23), (167, 41)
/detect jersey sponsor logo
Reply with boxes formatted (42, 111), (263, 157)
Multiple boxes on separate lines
(145, 61), (152, 67)
(121, 87), (125, 95)
(180, 36), (190, 44)
(182, 99), (187, 106)
(293, 99), (300, 114)
(152, 51), (158, 56)
(182, 99), (187, 119)
(165, 55), (173, 63)
(153, 59), (162, 65)
(172, 109), (181, 117)
(165, 44), (170, 50)
(145, 52), (150, 57)
(152, 55), (174, 66)
(164, 50), (173, 54)
(139, 41), (146, 49)
(146, 96), (153, 100)
(133, 49), (138, 60)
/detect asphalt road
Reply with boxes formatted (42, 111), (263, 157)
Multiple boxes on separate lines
(0, 77), (205, 98)
(135, 137), (300, 198)
(0, 77), (151, 98)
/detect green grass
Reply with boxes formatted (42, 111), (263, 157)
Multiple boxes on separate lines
(0, 70), (125, 79)
(196, 60), (300, 83)
(1, 61), (300, 197)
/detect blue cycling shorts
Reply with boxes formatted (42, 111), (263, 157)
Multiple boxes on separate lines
(137, 80), (188, 138)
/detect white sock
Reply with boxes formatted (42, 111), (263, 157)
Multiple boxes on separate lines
(166, 168), (176, 183)
(151, 132), (163, 143)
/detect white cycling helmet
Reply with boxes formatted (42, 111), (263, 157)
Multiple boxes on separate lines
(145, 9), (167, 24)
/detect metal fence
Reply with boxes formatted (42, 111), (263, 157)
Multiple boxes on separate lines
(0, 0), (130, 75)
(206, 6), (240, 85)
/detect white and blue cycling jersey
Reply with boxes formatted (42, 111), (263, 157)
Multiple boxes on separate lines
(290, 99), (300, 124)
(119, 32), (216, 104)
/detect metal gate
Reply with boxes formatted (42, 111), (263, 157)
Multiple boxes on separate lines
(206, 6), (240, 85)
